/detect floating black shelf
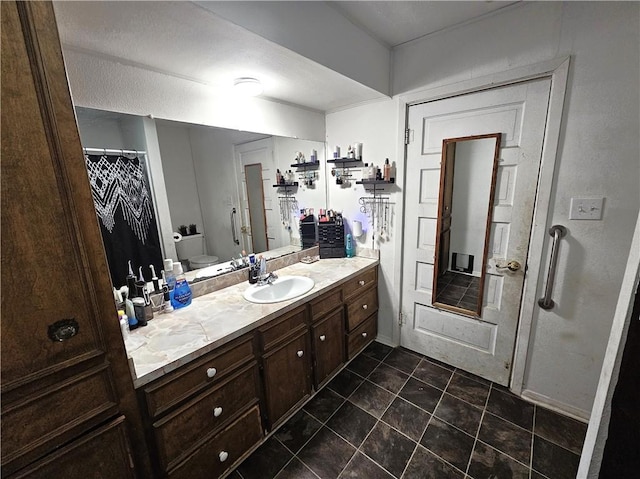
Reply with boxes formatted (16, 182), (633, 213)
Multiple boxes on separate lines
(356, 178), (395, 185)
(272, 182), (299, 188)
(327, 157), (363, 164)
(291, 162), (320, 169)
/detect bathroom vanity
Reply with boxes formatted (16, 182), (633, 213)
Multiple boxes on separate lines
(125, 258), (379, 478)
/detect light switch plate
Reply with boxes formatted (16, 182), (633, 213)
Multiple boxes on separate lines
(569, 197), (604, 220)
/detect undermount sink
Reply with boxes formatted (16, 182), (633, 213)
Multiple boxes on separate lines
(243, 275), (315, 304)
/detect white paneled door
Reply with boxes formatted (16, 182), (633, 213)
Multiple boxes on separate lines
(401, 79), (552, 385)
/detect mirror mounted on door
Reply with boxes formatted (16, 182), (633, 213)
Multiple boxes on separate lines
(432, 133), (502, 318)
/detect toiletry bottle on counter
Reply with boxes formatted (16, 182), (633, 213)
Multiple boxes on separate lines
(345, 233), (355, 258)
(164, 258), (176, 298)
(171, 262), (192, 309)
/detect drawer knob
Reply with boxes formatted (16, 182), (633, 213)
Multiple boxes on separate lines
(362, 332), (368, 338)
(206, 367), (217, 379)
(219, 451), (229, 463)
(319, 335), (326, 341)
(362, 304), (368, 310)
(359, 280), (365, 286)
(297, 350), (304, 358)
(213, 407), (223, 417)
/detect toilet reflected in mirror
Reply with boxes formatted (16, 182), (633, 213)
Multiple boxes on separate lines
(432, 133), (501, 317)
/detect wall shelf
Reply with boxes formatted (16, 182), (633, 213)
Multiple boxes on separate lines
(272, 182), (299, 189)
(327, 157), (362, 164)
(290, 162), (319, 169)
(356, 178), (395, 185)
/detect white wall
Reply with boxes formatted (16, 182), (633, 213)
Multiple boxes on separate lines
(449, 139), (495, 276)
(326, 98), (401, 344)
(328, 2), (639, 416)
(155, 123), (204, 236)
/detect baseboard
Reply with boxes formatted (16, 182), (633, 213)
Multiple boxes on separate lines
(374, 334), (397, 348)
(521, 389), (591, 423)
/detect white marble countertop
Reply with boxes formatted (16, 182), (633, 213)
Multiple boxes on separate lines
(124, 256), (378, 388)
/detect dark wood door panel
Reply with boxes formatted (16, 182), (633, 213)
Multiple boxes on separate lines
(1, 363), (119, 475)
(312, 307), (345, 388)
(8, 415), (135, 479)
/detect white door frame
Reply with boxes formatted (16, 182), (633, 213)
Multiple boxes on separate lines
(393, 56), (570, 394)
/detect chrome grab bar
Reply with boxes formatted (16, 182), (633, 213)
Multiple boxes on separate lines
(230, 208), (240, 245)
(538, 225), (567, 310)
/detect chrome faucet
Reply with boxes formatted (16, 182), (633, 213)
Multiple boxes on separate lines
(257, 257), (278, 285)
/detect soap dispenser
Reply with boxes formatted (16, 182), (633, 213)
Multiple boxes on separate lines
(345, 234), (355, 258)
(171, 262), (192, 309)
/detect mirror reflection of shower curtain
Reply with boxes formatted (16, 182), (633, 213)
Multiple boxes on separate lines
(84, 153), (163, 288)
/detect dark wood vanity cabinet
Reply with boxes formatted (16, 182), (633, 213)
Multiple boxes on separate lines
(140, 333), (262, 478)
(259, 305), (312, 430)
(1, 2), (147, 477)
(344, 268), (378, 359)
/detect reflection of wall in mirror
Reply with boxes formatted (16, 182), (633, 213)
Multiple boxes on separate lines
(449, 139), (495, 277)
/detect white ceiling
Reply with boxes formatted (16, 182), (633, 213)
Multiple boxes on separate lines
(54, 1), (518, 112)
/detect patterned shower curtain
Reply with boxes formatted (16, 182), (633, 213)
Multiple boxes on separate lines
(84, 153), (164, 288)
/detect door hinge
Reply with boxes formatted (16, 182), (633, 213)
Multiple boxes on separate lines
(404, 129), (412, 145)
(398, 312), (405, 327)
(504, 361), (511, 370)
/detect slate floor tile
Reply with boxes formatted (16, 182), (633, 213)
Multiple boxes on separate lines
(298, 427), (356, 479)
(468, 441), (530, 479)
(368, 363), (409, 393)
(381, 397), (431, 442)
(399, 377), (443, 413)
(532, 435), (581, 479)
(303, 387), (345, 422)
(274, 457), (318, 479)
(237, 437), (293, 479)
(275, 409), (323, 454)
(420, 417), (475, 472)
(362, 341), (394, 361)
(349, 380), (395, 418)
(326, 401), (377, 447)
(327, 368), (364, 398)
(402, 446), (465, 479)
(361, 421), (417, 478)
(433, 393), (483, 436)
(383, 349), (422, 374)
(412, 359), (453, 390)
(535, 406), (587, 455)
(346, 354), (380, 377)
(445, 372), (490, 407)
(486, 387), (534, 430)
(478, 412), (532, 465)
(339, 452), (393, 479)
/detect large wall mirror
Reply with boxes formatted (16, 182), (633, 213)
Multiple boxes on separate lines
(75, 107), (326, 288)
(432, 133), (501, 317)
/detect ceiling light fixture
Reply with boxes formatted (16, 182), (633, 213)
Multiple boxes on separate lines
(233, 77), (263, 97)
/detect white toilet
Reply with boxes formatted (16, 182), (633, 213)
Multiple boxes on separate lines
(174, 233), (219, 271)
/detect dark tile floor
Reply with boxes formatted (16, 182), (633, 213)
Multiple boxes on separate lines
(232, 342), (587, 479)
(435, 271), (480, 311)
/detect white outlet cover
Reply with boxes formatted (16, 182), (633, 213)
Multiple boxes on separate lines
(569, 197), (604, 220)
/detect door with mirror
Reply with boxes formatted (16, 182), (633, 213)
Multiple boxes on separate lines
(401, 79), (552, 385)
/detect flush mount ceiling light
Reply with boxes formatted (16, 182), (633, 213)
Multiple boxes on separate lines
(233, 77), (263, 97)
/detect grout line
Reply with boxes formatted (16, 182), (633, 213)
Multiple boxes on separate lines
(465, 382), (493, 476)
(530, 404), (536, 478)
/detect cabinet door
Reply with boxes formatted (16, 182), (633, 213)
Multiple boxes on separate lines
(262, 330), (312, 429)
(312, 307), (345, 388)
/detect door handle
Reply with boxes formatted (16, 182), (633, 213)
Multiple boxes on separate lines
(496, 260), (522, 272)
(538, 225), (567, 310)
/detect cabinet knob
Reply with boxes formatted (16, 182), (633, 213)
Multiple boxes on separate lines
(219, 451), (229, 463)
(213, 407), (223, 417)
(362, 332), (368, 338)
(362, 304), (368, 310)
(206, 367), (217, 378)
(319, 335), (326, 341)
(297, 350), (304, 358)
(359, 280), (365, 286)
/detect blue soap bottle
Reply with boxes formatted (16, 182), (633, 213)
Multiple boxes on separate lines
(171, 262), (192, 309)
(345, 233), (355, 258)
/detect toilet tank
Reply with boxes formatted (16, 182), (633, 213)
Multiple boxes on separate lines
(175, 233), (205, 261)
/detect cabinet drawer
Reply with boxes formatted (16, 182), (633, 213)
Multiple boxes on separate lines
(346, 287), (378, 331)
(343, 267), (377, 301)
(309, 286), (343, 322)
(153, 362), (260, 471)
(259, 305), (307, 351)
(347, 313), (377, 360)
(143, 333), (255, 418)
(168, 405), (263, 479)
